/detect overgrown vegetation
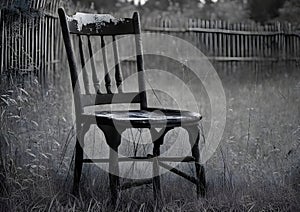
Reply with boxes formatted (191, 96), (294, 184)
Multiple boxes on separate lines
(0, 60), (299, 211)
(0, 76), (75, 211)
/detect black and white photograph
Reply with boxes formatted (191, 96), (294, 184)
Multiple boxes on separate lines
(0, 0), (299, 211)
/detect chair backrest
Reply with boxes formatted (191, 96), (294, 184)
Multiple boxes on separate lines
(58, 8), (147, 114)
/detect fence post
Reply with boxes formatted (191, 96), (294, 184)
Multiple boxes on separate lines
(0, 8), (3, 75)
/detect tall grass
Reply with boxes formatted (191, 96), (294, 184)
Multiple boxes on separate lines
(0, 59), (300, 211)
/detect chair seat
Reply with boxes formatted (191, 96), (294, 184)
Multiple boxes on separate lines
(82, 108), (202, 128)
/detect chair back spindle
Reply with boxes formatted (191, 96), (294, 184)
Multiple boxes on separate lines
(100, 36), (113, 94)
(87, 36), (101, 94)
(112, 35), (123, 93)
(78, 35), (91, 94)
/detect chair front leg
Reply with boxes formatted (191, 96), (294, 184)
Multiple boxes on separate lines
(109, 144), (120, 206)
(101, 126), (122, 206)
(150, 127), (171, 207)
(186, 125), (206, 198)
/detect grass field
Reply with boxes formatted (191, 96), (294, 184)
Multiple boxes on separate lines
(0, 60), (299, 211)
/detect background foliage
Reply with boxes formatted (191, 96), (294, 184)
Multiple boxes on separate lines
(69, 0), (300, 25)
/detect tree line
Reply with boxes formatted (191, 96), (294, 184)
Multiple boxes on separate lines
(71, 0), (299, 25)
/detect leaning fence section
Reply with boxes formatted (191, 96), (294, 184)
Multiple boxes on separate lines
(143, 17), (300, 62)
(0, 0), (63, 88)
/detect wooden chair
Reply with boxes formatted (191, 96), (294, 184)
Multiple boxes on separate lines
(58, 8), (206, 205)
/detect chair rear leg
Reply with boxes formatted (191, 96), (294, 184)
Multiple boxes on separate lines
(198, 163), (206, 197)
(153, 142), (162, 204)
(73, 138), (84, 195)
(187, 126), (206, 198)
(195, 158), (206, 198)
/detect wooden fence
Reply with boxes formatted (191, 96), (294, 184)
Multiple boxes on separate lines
(0, 0), (63, 88)
(1, 1), (300, 89)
